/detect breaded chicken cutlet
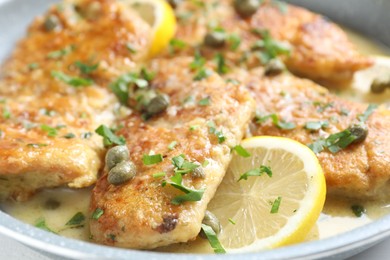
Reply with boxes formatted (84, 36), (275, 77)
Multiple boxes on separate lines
(166, 0), (372, 84)
(230, 68), (390, 199)
(89, 57), (255, 248)
(0, 0), (151, 201)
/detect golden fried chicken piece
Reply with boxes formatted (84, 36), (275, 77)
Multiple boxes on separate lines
(230, 68), (390, 199)
(0, 0), (151, 201)
(167, 0), (372, 84)
(89, 57), (255, 249)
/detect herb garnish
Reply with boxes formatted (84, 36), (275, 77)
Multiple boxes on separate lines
(207, 121), (226, 143)
(270, 197), (282, 213)
(74, 61), (99, 74)
(51, 71), (93, 87)
(65, 212), (85, 227)
(251, 30), (291, 64)
(63, 133), (76, 139)
(142, 154), (163, 165)
(232, 145), (251, 158)
(198, 96), (211, 106)
(169, 38), (186, 54)
(305, 121), (329, 131)
(214, 53), (229, 75)
(126, 43), (137, 54)
(2, 107), (11, 119)
(194, 68), (212, 81)
(27, 143), (48, 148)
(47, 45), (74, 59)
(35, 218), (56, 233)
(357, 104), (378, 123)
(168, 141), (178, 150)
(41, 124), (58, 137)
(190, 50), (206, 70)
(228, 33), (241, 51)
(238, 165), (272, 182)
(201, 224), (226, 254)
(152, 172), (166, 178)
(91, 208), (104, 220)
(172, 154), (199, 174)
(110, 72), (149, 105)
(351, 204), (366, 217)
(256, 113), (296, 130)
(95, 125), (125, 146)
(167, 171), (205, 205)
(228, 218), (236, 225)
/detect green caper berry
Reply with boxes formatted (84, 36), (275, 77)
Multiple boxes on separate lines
(348, 123), (368, 144)
(199, 210), (221, 239)
(264, 59), (285, 76)
(43, 15), (60, 32)
(191, 165), (205, 178)
(146, 94), (170, 115)
(204, 31), (226, 48)
(370, 78), (390, 94)
(108, 160), (136, 185)
(105, 145), (130, 170)
(234, 0), (261, 18)
(44, 199), (60, 210)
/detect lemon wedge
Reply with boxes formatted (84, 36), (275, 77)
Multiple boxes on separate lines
(207, 136), (326, 253)
(122, 0), (177, 57)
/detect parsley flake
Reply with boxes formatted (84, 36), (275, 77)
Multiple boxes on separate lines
(351, 204), (366, 217)
(256, 113), (296, 130)
(74, 61), (99, 74)
(232, 145), (251, 158)
(238, 165), (272, 182)
(198, 96), (211, 106)
(51, 71), (94, 87)
(270, 197), (282, 213)
(305, 121), (329, 131)
(201, 224), (226, 254)
(65, 212), (85, 227)
(357, 104), (378, 123)
(92, 208), (104, 220)
(95, 125), (125, 147)
(142, 154), (163, 165)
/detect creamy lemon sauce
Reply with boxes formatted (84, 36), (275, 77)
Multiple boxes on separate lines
(1, 30), (390, 253)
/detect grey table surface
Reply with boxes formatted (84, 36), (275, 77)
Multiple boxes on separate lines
(0, 231), (390, 260)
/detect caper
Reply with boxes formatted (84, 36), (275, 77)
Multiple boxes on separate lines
(234, 0), (261, 18)
(348, 123), (368, 144)
(43, 15), (60, 32)
(108, 160), (136, 185)
(134, 89), (157, 111)
(167, 0), (182, 8)
(44, 198), (60, 210)
(145, 94), (170, 115)
(370, 78), (390, 94)
(191, 165), (205, 178)
(199, 210), (221, 239)
(264, 59), (285, 76)
(105, 145), (130, 170)
(204, 31), (226, 48)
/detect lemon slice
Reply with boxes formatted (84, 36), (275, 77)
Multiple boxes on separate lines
(122, 0), (177, 57)
(207, 136), (326, 253)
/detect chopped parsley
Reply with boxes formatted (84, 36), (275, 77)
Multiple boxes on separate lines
(232, 145), (251, 158)
(63, 133), (76, 139)
(41, 124), (58, 137)
(313, 101), (334, 113)
(190, 50), (206, 70)
(167, 171), (204, 205)
(169, 38), (186, 54)
(190, 125), (200, 131)
(28, 63), (39, 70)
(207, 121), (226, 143)
(51, 71), (94, 87)
(109, 72), (149, 105)
(351, 204), (366, 217)
(125, 43), (137, 53)
(95, 125), (125, 146)
(35, 218), (56, 233)
(142, 154), (163, 165)
(168, 141), (178, 150)
(238, 165), (272, 182)
(251, 30), (291, 64)
(171, 154), (199, 174)
(228, 218), (236, 225)
(201, 224), (226, 254)
(228, 33), (241, 51)
(256, 113), (296, 130)
(74, 61), (99, 74)
(305, 121), (329, 131)
(152, 172), (166, 178)
(27, 143), (48, 148)
(194, 68), (212, 81)
(357, 104), (378, 123)
(91, 208), (104, 220)
(214, 53), (228, 75)
(47, 45), (74, 59)
(2, 107), (11, 119)
(270, 197), (282, 213)
(198, 96), (211, 106)
(65, 212), (85, 227)
(308, 128), (359, 154)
